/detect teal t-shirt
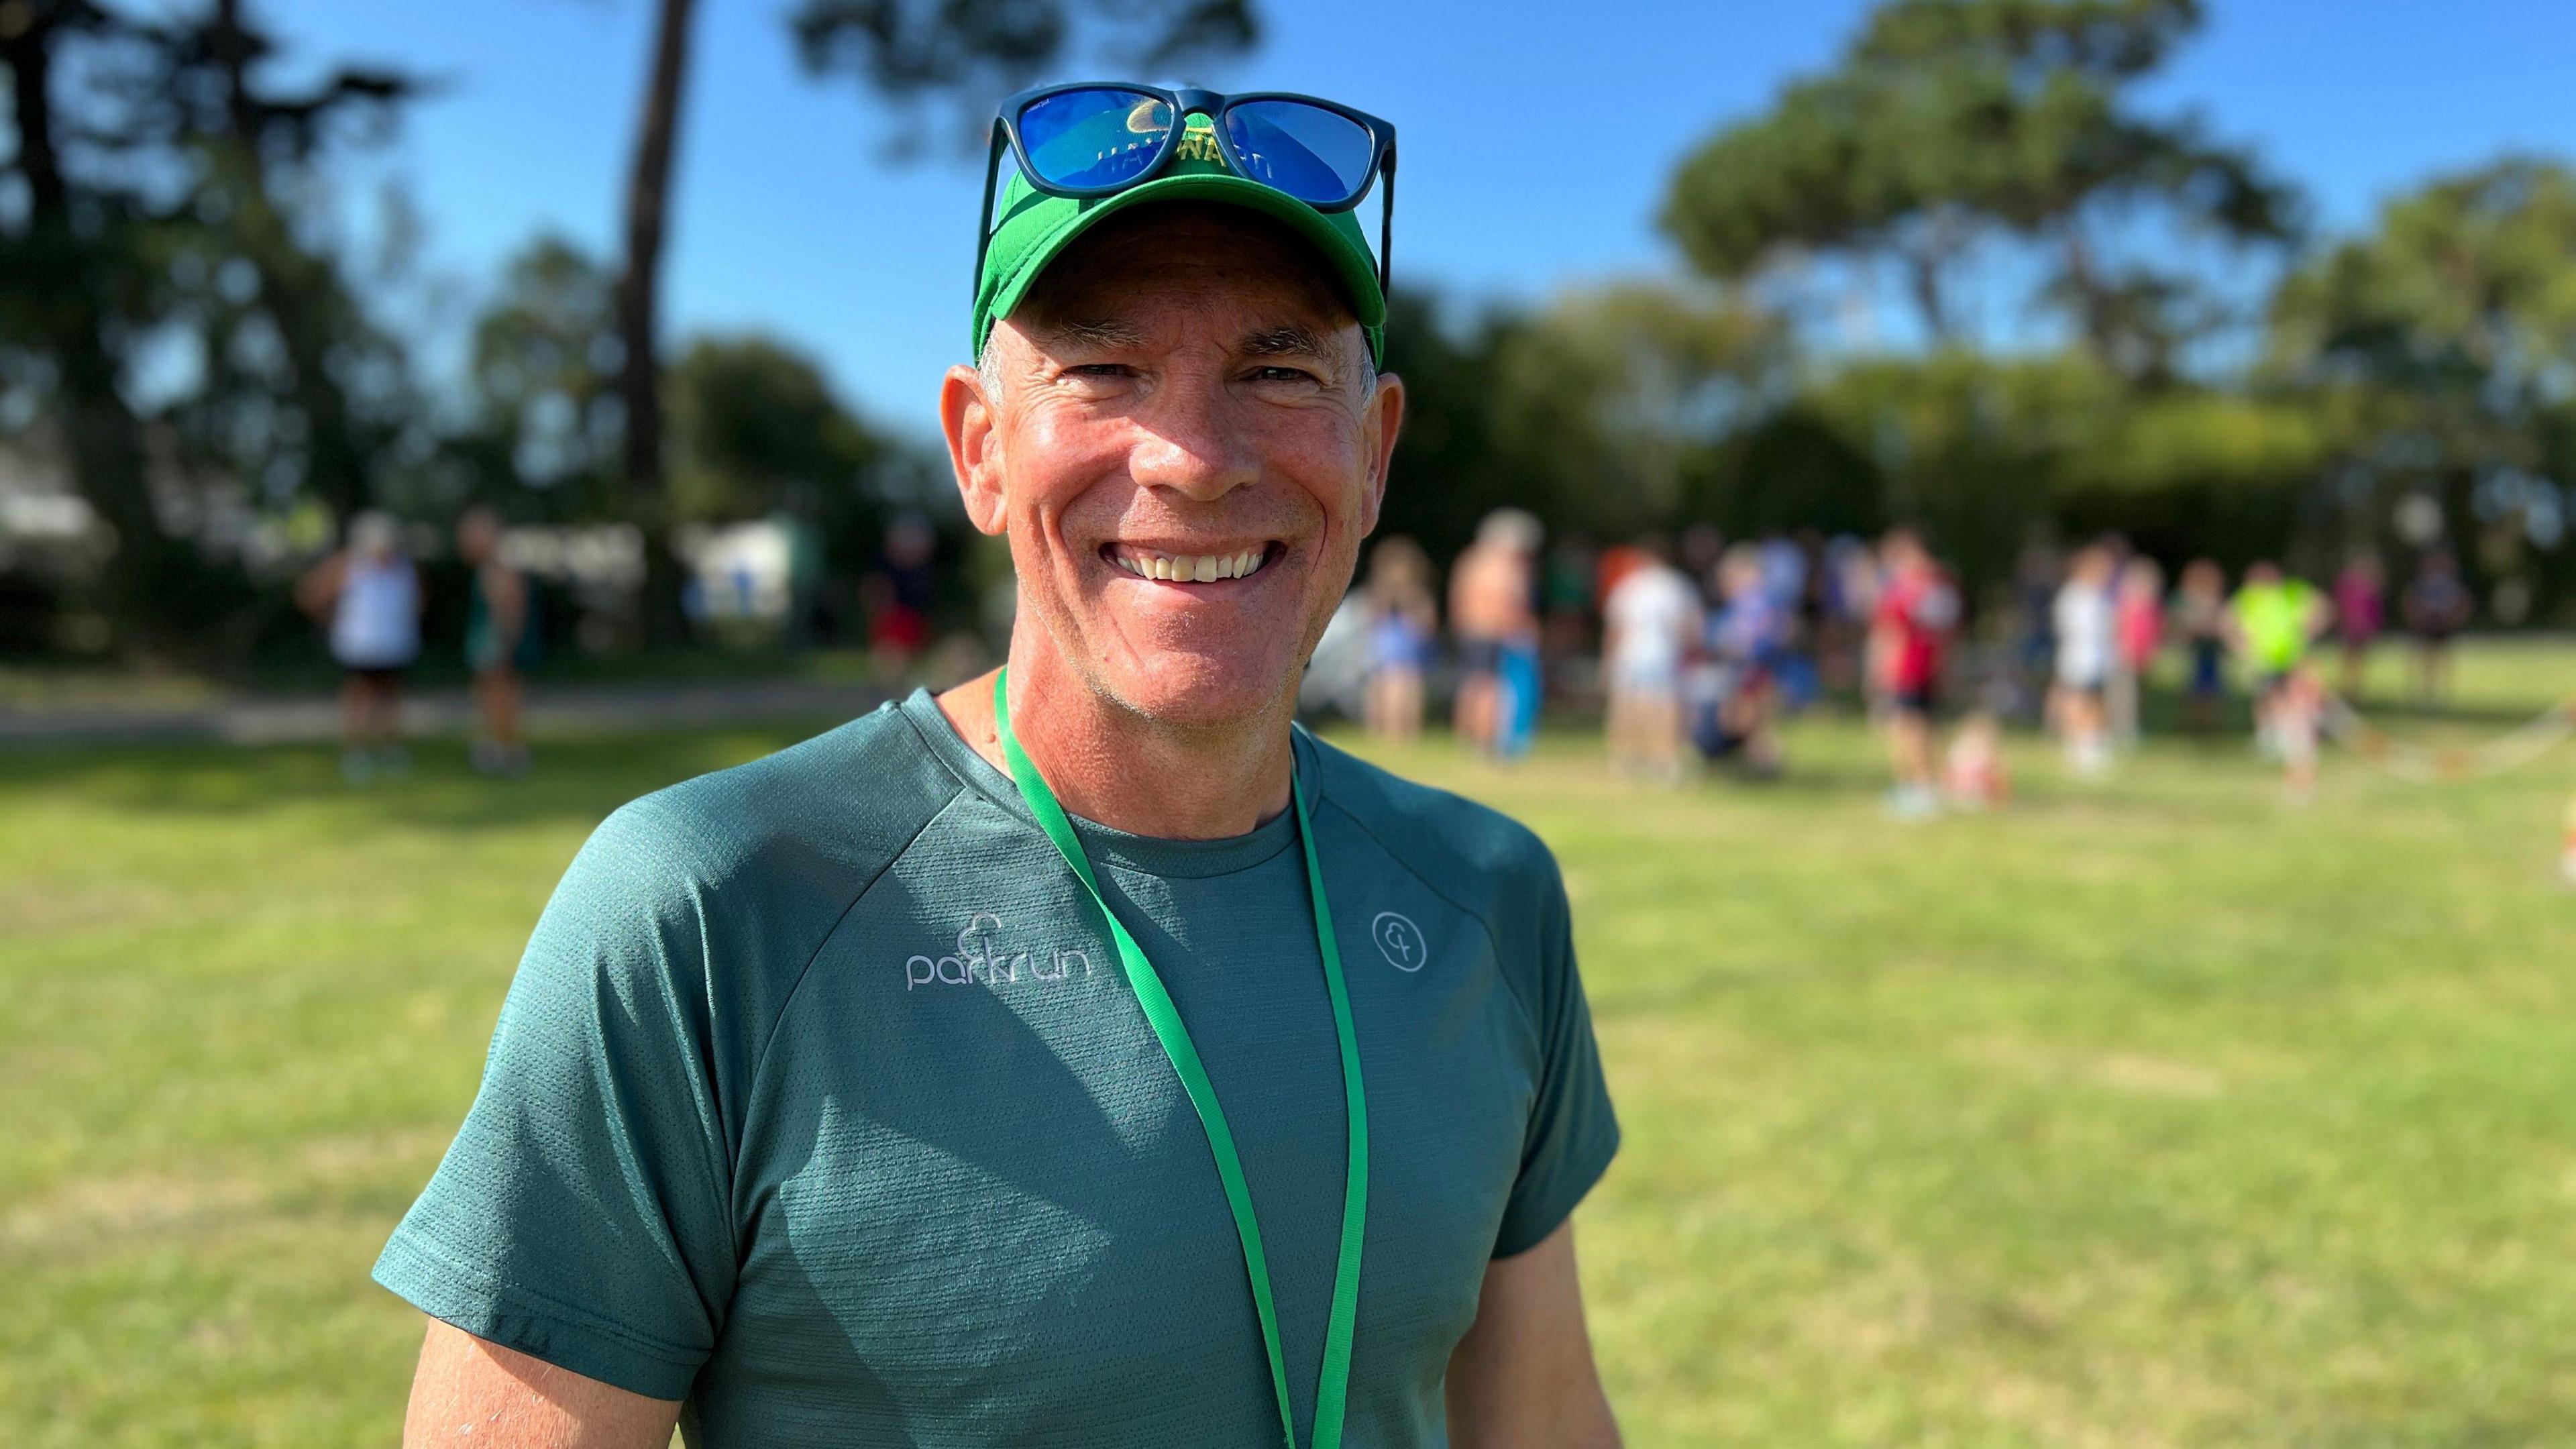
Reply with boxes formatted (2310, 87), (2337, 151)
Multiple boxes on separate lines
(375, 690), (1619, 1446)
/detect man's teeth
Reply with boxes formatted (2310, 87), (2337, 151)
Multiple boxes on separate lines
(1114, 549), (1267, 582)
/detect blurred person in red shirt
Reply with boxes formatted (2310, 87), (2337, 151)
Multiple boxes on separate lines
(1868, 527), (1959, 819)
(865, 515), (941, 665)
(2110, 554), (2165, 749)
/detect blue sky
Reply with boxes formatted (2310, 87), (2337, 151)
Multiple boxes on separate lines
(258, 0), (2575, 440)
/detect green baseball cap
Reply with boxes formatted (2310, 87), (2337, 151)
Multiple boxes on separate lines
(972, 114), (1387, 367)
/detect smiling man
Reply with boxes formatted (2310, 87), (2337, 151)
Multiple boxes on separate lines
(380, 86), (1621, 1448)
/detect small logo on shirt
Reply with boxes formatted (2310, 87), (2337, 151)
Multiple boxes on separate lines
(906, 912), (1095, 991)
(1372, 911), (1428, 972)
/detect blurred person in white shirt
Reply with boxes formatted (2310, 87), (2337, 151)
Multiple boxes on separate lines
(2051, 545), (2118, 778)
(1602, 535), (1702, 782)
(298, 510), (423, 784)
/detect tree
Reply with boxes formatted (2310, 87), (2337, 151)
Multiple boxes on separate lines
(0, 0), (418, 650)
(462, 239), (908, 598)
(666, 333), (881, 527)
(788, 0), (1257, 140)
(1661, 0), (2298, 380)
(156, 0), (419, 523)
(1373, 280), (1785, 562)
(466, 235), (628, 517)
(1490, 282), (1785, 541)
(602, 0), (1263, 647)
(1, 3), (178, 635)
(2266, 158), (2576, 611)
(613, 0), (696, 643)
(1372, 288), (1539, 565)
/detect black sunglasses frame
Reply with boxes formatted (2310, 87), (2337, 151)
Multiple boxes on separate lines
(973, 82), (1397, 310)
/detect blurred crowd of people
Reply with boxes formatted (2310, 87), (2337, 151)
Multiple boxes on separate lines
(1346, 508), (2491, 813)
(291, 494), (2491, 809)
(2021, 540), (2478, 804)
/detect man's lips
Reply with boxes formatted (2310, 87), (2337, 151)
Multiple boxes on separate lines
(1101, 541), (1280, 584)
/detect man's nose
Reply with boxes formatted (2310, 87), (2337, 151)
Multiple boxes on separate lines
(1128, 375), (1258, 502)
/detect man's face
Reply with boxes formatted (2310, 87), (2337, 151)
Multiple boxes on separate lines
(943, 205), (1404, 729)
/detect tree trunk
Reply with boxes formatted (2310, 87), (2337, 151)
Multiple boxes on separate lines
(617, 0), (700, 647)
(1905, 249), (1953, 348)
(1903, 210), (1962, 347)
(2058, 224), (2116, 365)
(208, 0), (371, 525)
(4, 5), (194, 651)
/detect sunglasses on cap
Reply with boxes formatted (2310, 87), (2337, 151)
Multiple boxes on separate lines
(974, 83), (1399, 299)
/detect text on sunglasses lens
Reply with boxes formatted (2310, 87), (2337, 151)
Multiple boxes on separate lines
(1019, 88), (1173, 191)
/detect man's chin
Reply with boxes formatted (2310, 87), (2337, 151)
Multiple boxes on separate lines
(1096, 649), (1297, 729)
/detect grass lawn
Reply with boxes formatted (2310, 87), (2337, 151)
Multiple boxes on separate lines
(6, 646), (2576, 1445)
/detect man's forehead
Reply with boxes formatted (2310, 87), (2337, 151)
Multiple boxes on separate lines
(1022, 311), (1341, 362)
(1014, 203), (1359, 353)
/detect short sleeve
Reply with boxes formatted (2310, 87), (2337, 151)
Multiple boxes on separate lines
(1492, 861), (1619, 1258)
(372, 801), (738, 1400)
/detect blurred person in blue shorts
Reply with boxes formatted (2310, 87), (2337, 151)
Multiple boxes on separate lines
(2173, 558), (2231, 733)
(1694, 543), (1786, 776)
(1449, 507), (1543, 759)
(1361, 534), (1437, 743)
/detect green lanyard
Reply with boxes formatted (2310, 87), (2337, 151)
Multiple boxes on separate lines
(992, 669), (1368, 1449)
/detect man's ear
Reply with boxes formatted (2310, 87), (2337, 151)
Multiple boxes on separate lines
(1357, 370), (1405, 539)
(940, 360), (1009, 537)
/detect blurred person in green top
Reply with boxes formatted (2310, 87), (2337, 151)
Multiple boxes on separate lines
(457, 506), (533, 777)
(2228, 561), (2332, 801)
(380, 85), (1621, 1448)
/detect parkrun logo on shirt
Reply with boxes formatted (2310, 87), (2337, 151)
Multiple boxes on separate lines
(905, 912), (1094, 991)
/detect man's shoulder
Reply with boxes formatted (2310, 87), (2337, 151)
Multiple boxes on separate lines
(576, 700), (961, 922)
(1303, 733), (1562, 908)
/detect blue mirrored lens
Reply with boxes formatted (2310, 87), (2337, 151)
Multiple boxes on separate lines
(1018, 88), (1171, 191)
(1223, 101), (1375, 205)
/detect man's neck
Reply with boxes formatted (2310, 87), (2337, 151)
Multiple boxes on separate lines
(935, 647), (1296, 842)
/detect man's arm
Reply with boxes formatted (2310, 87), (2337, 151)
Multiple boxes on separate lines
(403, 1319), (680, 1448)
(294, 553), (344, 620)
(1446, 1221), (1620, 1448)
(488, 564), (529, 644)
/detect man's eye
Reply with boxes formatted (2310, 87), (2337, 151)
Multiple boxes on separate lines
(1248, 365), (1317, 383)
(1066, 364), (1132, 379)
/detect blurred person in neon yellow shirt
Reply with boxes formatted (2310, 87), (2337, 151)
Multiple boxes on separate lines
(2228, 561), (2332, 802)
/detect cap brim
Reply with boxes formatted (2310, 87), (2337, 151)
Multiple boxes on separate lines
(985, 172), (1386, 348)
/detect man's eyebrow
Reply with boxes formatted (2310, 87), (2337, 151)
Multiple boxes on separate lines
(1036, 317), (1148, 350)
(1238, 325), (1332, 361)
